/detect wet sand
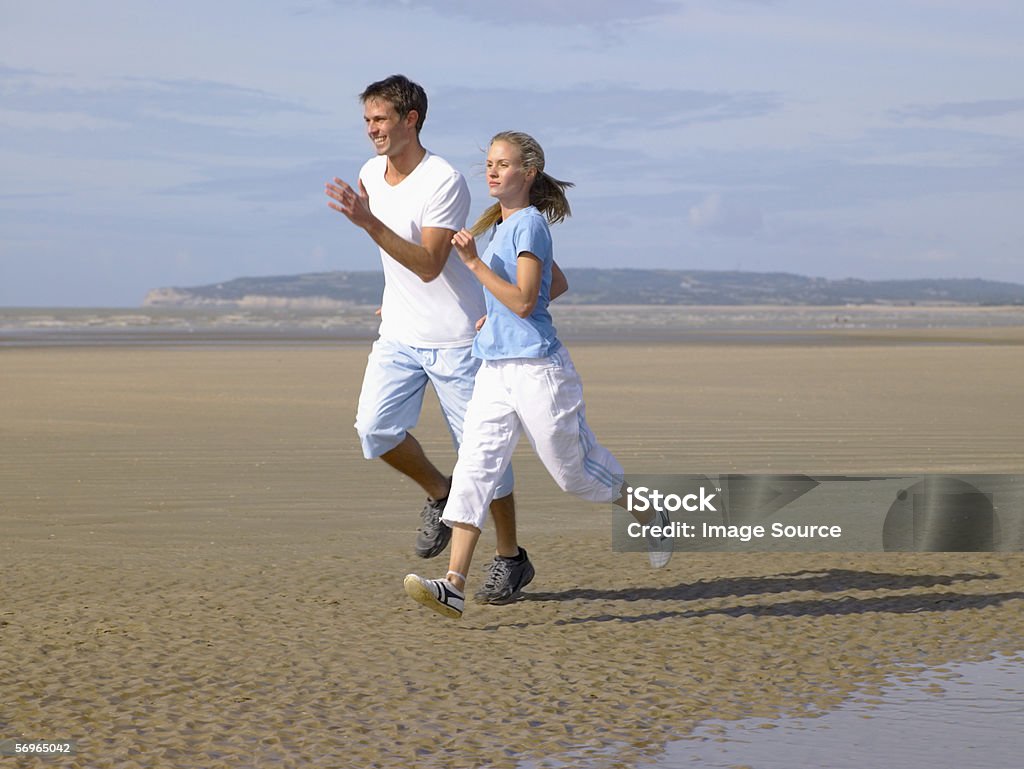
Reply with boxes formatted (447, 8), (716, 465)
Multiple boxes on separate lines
(2, 330), (1023, 768)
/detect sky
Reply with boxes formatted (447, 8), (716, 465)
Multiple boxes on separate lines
(1, 0), (1022, 307)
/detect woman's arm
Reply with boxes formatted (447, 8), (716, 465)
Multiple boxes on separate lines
(550, 261), (568, 301)
(451, 229), (542, 318)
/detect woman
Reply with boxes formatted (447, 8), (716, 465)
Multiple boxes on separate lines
(404, 131), (671, 619)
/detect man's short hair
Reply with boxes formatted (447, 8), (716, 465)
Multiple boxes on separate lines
(360, 75), (427, 133)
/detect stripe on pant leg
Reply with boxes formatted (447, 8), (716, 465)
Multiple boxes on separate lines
(577, 411), (618, 489)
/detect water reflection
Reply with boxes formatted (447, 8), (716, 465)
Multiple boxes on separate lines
(659, 653), (1024, 769)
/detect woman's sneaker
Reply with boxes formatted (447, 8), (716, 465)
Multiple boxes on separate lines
(473, 548), (536, 605)
(645, 508), (674, 568)
(403, 574), (464, 619)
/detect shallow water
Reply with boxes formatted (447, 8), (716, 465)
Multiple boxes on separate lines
(654, 653), (1024, 769)
(2, 305), (1023, 347)
(515, 654), (1024, 769)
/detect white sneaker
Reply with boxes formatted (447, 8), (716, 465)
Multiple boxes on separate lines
(645, 508), (674, 569)
(403, 574), (465, 619)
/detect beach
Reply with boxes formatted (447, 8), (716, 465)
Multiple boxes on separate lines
(3, 315), (1023, 768)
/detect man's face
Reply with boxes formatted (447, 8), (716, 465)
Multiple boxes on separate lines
(363, 97), (417, 157)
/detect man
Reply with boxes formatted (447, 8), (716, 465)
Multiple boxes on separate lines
(325, 74), (535, 604)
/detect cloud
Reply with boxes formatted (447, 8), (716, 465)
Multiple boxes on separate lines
(335, 0), (682, 26)
(433, 84), (782, 142)
(0, 69), (339, 175)
(894, 97), (1024, 121)
(157, 161), (331, 203)
(688, 192), (764, 237)
(0, 71), (317, 122)
(0, 62), (46, 76)
(0, 108), (127, 133)
(913, 248), (958, 264)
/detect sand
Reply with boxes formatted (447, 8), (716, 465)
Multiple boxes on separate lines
(2, 333), (1023, 768)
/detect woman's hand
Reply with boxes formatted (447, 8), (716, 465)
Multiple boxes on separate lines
(450, 229), (479, 265)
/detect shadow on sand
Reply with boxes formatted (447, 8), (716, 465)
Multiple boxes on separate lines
(493, 569), (1022, 626)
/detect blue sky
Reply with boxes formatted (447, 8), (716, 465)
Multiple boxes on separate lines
(1, 0), (1022, 306)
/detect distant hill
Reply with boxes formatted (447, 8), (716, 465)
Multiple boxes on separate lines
(143, 269), (1024, 308)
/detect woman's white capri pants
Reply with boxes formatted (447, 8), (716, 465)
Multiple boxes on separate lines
(441, 345), (623, 531)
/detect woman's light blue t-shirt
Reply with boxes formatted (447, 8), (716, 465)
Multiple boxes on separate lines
(472, 206), (561, 360)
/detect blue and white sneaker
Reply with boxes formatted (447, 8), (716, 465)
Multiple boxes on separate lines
(403, 574), (465, 619)
(645, 508), (674, 569)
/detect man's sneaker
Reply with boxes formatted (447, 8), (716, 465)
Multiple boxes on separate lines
(414, 487), (452, 558)
(474, 547), (536, 605)
(645, 508), (674, 569)
(403, 574), (464, 619)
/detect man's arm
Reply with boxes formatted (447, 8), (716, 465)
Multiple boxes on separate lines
(363, 220), (454, 282)
(325, 177), (451, 282)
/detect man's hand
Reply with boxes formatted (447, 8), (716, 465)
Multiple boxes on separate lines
(326, 177), (374, 230)
(326, 176), (450, 282)
(475, 314), (486, 332)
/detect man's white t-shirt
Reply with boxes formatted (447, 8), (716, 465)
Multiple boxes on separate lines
(359, 152), (484, 348)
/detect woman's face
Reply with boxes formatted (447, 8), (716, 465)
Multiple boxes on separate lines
(486, 140), (535, 205)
